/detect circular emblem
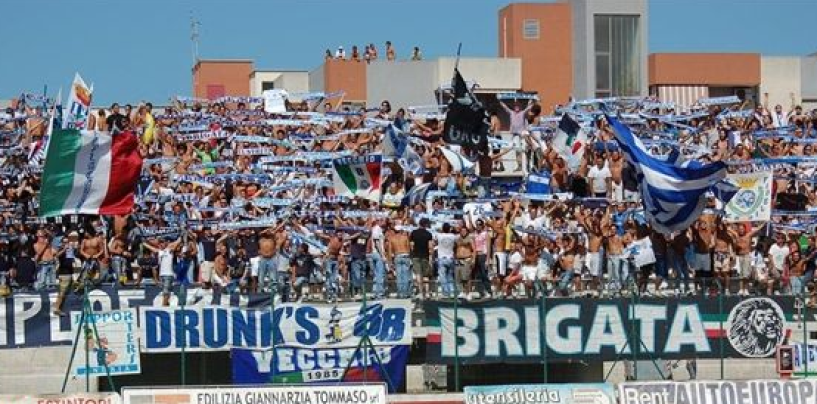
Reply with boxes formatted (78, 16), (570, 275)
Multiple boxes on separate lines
(726, 297), (786, 358)
(360, 180), (371, 189)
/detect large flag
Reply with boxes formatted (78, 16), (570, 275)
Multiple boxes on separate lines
(30, 88), (63, 167)
(552, 114), (586, 171)
(442, 68), (489, 153)
(40, 129), (143, 217)
(384, 124), (423, 175)
(63, 73), (93, 130)
(606, 114), (737, 234)
(332, 154), (382, 202)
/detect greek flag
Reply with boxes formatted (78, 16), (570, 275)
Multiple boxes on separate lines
(606, 114), (738, 234)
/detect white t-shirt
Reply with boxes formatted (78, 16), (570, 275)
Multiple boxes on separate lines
(588, 164), (611, 194)
(371, 225), (385, 255)
(435, 233), (458, 259)
(509, 251), (524, 271)
(768, 244), (790, 271)
(158, 249), (175, 277)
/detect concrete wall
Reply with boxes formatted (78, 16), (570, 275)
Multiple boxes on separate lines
(802, 54), (817, 110)
(367, 60), (439, 110)
(323, 59), (367, 102)
(650, 53), (761, 87)
(192, 60), (253, 100)
(0, 346), (98, 394)
(760, 56), (802, 110)
(309, 64), (325, 96)
(571, 0), (648, 99)
(367, 58), (521, 110)
(498, 3), (573, 112)
(250, 71), (310, 96)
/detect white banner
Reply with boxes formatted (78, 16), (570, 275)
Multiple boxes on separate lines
(140, 300), (412, 352)
(620, 380), (817, 404)
(73, 309), (141, 377)
(263, 89), (288, 114)
(0, 393), (120, 404)
(122, 385), (386, 404)
(724, 171), (773, 222)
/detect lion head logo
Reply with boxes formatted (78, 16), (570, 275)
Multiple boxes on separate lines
(727, 298), (786, 358)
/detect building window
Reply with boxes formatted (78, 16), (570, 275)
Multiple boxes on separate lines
(523, 19), (540, 40)
(261, 81), (275, 91)
(594, 14), (641, 98)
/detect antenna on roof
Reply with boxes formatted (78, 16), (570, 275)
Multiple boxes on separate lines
(190, 12), (201, 63)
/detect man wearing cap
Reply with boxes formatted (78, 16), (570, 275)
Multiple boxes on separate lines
(53, 231), (80, 316)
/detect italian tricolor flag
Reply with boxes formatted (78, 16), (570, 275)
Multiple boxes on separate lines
(332, 154), (382, 202)
(39, 129), (143, 217)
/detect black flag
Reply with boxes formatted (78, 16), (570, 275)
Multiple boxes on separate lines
(443, 68), (489, 153)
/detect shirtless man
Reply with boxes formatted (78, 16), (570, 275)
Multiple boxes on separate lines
(728, 224), (762, 296)
(713, 220), (734, 295)
(386, 221), (413, 299)
(608, 150), (625, 201)
(603, 218), (626, 294)
(556, 235), (576, 296)
(521, 236), (541, 297)
(455, 226), (474, 298)
(489, 214), (511, 292)
(107, 234), (130, 285)
(33, 229), (57, 291)
(256, 229), (277, 293)
(690, 214), (716, 292)
(317, 231), (344, 302)
(80, 228), (106, 285)
(213, 243), (231, 289)
(582, 209), (605, 295)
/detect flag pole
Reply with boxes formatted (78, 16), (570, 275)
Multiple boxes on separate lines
(455, 43), (462, 71)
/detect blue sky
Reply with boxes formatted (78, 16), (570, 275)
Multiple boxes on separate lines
(0, 0), (814, 105)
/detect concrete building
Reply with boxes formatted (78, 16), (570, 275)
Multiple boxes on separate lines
(498, 2), (573, 112)
(498, 0), (648, 111)
(192, 59), (253, 100)
(761, 53), (817, 111)
(249, 70), (309, 97)
(649, 53), (761, 110)
(309, 59), (368, 104)
(367, 57), (522, 110)
(571, 0), (648, 100)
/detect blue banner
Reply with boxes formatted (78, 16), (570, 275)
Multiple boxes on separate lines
(232, 346), (408, 392)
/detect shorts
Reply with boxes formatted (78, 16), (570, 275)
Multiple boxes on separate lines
(249, 257), (260, 277)
(694, 253), (712, 273)
(737, 255), (752, 278)
(294, 276), (309, 289)
(161, 275), (174, 296)
(714, 252), (731, 273)
(412, 258), (433, 278)
(585, 252), (602, 277)
(57, 275), (73, 295)
(456, 258), (473, 282)
(199, 261), (215, 283)
(521, 265), (539, 282)
(494, 252), (508, 278)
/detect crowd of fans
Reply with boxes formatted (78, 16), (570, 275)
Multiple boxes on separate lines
(1, 89), (817, 315)
(325, 41), (422, 62)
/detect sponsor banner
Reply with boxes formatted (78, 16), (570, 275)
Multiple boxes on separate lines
(140, 300), (411, 352)
(0, 287), (410, 350)
(73, 309), (141, 377)
(0, 393), (120, 404)
(424, 297), (795, 364)
(231, 346), (408, 392)
(465, 384), (615, 404)
(792, 344), (817, 375)
(724, 171), (773, 222)
(619, 380), (817, 404)
(121, 385), (387, 404)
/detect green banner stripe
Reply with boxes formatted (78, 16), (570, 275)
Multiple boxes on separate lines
(40, 129), (82, 216)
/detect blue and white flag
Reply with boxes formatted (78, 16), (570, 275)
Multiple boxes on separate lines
(439, 146), (474, 173)
(405, 183), (431, 207)
(606, 114), (737, 234)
